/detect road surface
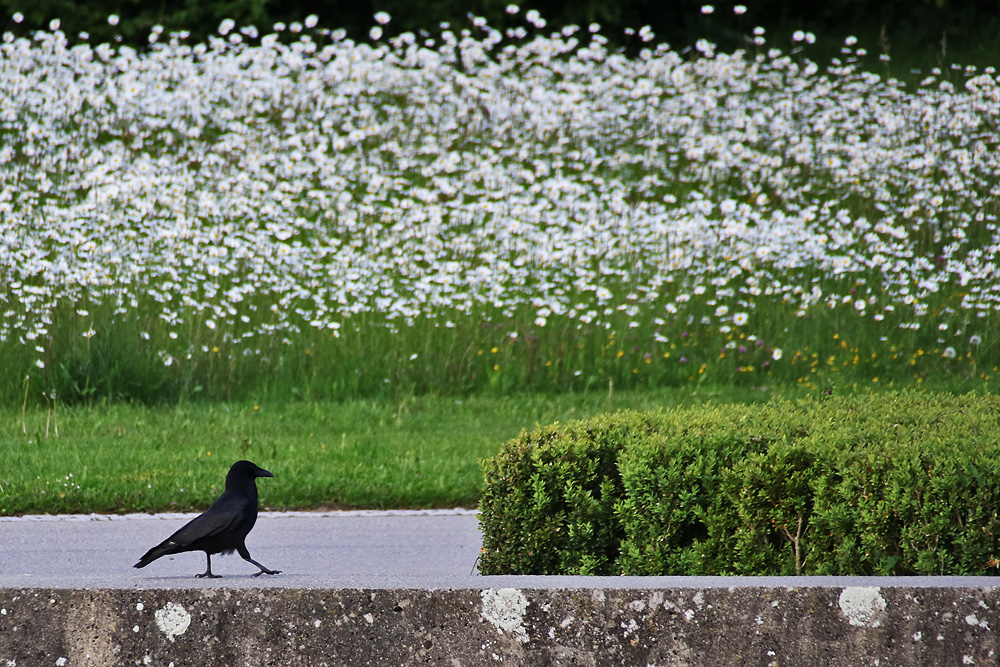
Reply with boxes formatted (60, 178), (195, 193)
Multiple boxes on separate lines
(0, 509), (485, 589)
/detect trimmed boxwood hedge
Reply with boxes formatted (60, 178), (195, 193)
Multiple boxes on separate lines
(478, 391), (1000, 576)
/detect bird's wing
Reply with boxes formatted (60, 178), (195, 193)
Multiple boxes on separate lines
(166, 494), (249, 547)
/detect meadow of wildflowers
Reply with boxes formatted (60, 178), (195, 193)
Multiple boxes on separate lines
(2, 10), (999, 404)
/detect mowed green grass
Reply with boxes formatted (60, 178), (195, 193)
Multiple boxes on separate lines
(0, 385), (782, 515)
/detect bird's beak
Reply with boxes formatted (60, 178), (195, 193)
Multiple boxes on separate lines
(258, 468), (274, 478)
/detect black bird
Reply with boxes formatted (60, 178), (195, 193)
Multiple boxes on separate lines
(134, 460), (281, 578)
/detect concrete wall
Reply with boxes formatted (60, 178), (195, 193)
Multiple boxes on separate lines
(2, 585), (999, 666)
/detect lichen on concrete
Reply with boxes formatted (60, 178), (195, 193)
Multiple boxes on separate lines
(480, 588), (529, 643)
(154, 602), (192, 642)
(838, 586), (887, 627)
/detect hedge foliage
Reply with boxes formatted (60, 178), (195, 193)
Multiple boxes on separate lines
(478, 392), (1000, 576)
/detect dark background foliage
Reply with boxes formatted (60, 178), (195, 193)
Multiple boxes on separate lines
(1, 0), (997, 57)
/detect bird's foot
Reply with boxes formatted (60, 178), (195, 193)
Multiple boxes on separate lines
(252, 569), (281, 577)
(195, 572), (222, 579)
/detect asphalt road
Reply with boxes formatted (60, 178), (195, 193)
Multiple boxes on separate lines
(3, 511), (1000, 590)
(0, 510), (486, 589)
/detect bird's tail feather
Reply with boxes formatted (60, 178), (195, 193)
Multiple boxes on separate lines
(133, 540), (176, 568)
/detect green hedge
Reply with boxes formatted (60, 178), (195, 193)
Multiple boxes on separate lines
(478, 392), (1000, 576)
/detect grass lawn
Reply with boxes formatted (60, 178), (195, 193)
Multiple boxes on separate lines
(0, 385), (784, 515)
(3, 380), (991, 516)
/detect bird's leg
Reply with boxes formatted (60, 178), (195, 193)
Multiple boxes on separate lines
(238, 545), (281, 576)
(249, 559), (281, 577)
(195, 552), (222, 579)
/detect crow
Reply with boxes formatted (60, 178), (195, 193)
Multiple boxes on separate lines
(134, 460), (281, 578)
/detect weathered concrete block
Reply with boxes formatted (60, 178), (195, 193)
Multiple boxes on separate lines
(1, 586), (998, 666)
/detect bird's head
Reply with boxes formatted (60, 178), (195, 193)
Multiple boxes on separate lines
(228, 460), (274, 482)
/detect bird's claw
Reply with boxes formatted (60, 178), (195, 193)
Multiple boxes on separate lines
(195, 573), (222, 578)
(253, 569), (281, 577)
